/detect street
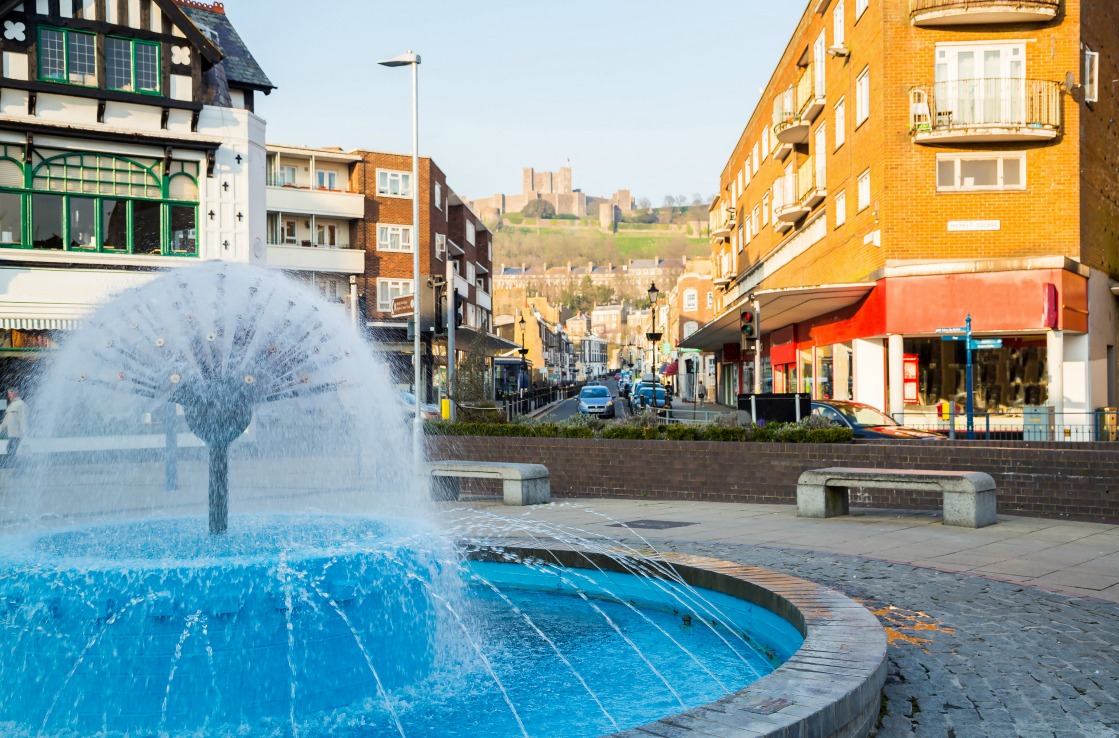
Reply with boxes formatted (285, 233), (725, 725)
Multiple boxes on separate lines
(539, 379), (627, 421)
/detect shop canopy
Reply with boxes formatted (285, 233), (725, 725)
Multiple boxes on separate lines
(662, 360), (679, 376)
(678, 283), (875, 352)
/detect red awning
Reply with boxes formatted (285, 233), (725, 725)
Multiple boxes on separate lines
(662, 360), (679, 376)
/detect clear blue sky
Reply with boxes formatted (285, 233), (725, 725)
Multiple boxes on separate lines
(235, 1), (804, 204)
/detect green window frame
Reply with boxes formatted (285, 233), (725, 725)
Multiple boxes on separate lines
(37, 27), (97, 88)
(106, 36), (162, 95)
(0, 151), (200, 257)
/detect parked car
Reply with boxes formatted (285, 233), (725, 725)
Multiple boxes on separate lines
(630, 384), (669, 411)
(577, 385), (616, 418)
(398, 391), (442, 421)
(810, 400), (941, 440)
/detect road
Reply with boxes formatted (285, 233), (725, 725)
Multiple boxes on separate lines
(540, 379), (627, 421)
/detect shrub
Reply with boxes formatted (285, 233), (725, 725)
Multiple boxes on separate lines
(663, 424), (704, 441)
(457, 404), (505, 424)
(424, 421), (535, 437)
(703, 426), (748, 443)
(602, 425), (660, 440)
(521, 199), (556, 219)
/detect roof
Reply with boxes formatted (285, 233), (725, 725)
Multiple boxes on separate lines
(178, 1), (275, 92)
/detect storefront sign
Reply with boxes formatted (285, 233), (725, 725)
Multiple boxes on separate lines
(391, 295), (414, 318)
(971, 338), (1003, 350)
(947, 220), (1000, 232)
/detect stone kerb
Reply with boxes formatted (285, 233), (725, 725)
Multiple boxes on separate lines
(465, 544), (888, 738)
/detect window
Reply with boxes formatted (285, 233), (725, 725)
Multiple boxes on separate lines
(833, 0), (845, 47)
(377, 278), (413, 312)
(133, 200), (161, 254)
(316, 223), (338, 247)
(707, 291), (714, 309)
(1085, 48), (1099, 104)
(752, 144), (760, 174)
(39, 28), (97, 86)
(105, 37), (160, 94)
(857, 170), (871, 212)
(435, 181), (442, 209)
(377, 169), (412, 197)
(934, 43), (1024, 127)
(834, 190), (846, 227)
(744, 157), (752, 185)
(69, 197), (96, 249)
(737, 167), (745, 193)
(684, 289), (698, 312)
(0, 192), (21, 245)
(316, 170), (338, 190)
(435, 233), (446, 260)
(32, 194), (63, 250)
(283, 220), (297, 244)
(737, 224), (744, 253)
(102, 199), (126, 251)
(277, 166), (297, 186)
(762, 193), (770, 226)
(855, 0), (868, 20)
(936, 153), (1025, 191)
(466, 220), (476, 245)
(856, 68), (870, 126)
(752, 206), (760, 235)
(466, 261), (476, 283)
(169, 206), (196, 255)
(377, 224), (413, 252)
(834, 98), (846, 148)
(762, 127), (770, 159)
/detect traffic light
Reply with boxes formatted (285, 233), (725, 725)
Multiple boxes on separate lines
(453, 290), (464, 329)
(740, 310), (756, 338)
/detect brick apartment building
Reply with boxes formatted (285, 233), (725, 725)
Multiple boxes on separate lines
(682, 0), (1119, 429)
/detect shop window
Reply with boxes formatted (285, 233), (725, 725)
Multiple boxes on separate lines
(32, 194), (63, 250)
(0, 191), (21, 245)
(133, 200), (161, 254)
(68, 197), (96, 249)
(102, 199), (127, 251)
(170, 206), (197, 255)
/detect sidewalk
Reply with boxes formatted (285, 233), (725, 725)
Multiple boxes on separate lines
(442, 498), (1119, 737)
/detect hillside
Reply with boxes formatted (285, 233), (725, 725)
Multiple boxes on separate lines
(492, 214), (710, 269)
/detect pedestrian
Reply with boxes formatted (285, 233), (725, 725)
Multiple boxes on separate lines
(697, 381), (707, 406)
(0, 388), (28, 464)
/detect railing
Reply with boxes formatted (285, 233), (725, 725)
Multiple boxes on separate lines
(798, 158), (816, 198)
(657, 407), (736, 425)
(910, 0), (1059, 17)
(772, 86), (798, 130)
(266, 178), (356, 194)
(796, 65), (815, 115)
(909, 78), (1061, 133)
(898, 410), (1119, 442)
(500, 382), (585, 420)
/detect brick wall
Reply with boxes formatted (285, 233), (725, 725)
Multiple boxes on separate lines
(428, 436), (1119, 523)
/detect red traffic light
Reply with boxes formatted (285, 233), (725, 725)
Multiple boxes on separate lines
(740, 310), (756, 337)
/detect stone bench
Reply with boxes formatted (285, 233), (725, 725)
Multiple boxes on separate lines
(426, 460), (550, 506)
(797, 467), (997, 528)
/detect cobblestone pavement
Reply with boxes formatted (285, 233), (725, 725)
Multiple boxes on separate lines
(643, 539), (1119, 738)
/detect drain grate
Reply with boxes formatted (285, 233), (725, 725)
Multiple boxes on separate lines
(607, 519), (697, 530)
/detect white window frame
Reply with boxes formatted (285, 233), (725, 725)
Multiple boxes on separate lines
(857, 170), (871, 212)
(737, 224), (745, 253)
(376, 223), (414, 252)
(376, 169), (413, 198)
(833, 0), (845, 47)
(752, 144), (760, 174)
(936, 152), (1026, 192)
(762, 127), (770, 160)
(855, 0), (868, 21)
(762, 193), (770, 226)
(278, 165), (297, 186)
(835, 98), (846, 149)
(856, 68), (870, 126)
(752, 206), (760, 235)
(466, 261), (476, 283)
(434, 181), (442, 209)
(1085, 48), (1099, 104)
(834, 190), (847, 228)
(466, 220), (476, 246)
(435, 233), (446, 260)
(707, 291), (714, 309)
(376, 278), (413, 312)
(684, 289), (698, 312)
(316, 170), (338, 191)
(282, 219), (297, 244)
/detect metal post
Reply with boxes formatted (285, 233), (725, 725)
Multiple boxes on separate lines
(750, 394), (758, 426)
(164, 401), (178, 491)
(410, 58), (423, 467)
(949, 399), (956, 440)
(753, 297), (762, 395)
(349, 275), (358, 332)
(794, 393), (801, 422)
(965, 314), (974, 439)
(446, 255), (456, 422)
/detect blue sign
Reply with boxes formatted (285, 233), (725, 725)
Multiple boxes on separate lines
(971, 338), (1003, 350)
(941, 335), (967, 342)
(935, 326), (967, 334)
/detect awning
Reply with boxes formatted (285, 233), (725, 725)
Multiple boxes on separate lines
(678, 282), (876, 352)
(0, 318), (82, 330)
(662, 360), (679, 376)
(453, 326), (520, 354)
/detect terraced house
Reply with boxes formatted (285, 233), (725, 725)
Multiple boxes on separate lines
(0, 0), (272, 387)
(683, 0), (1119, 430)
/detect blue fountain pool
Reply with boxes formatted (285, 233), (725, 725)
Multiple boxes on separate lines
(0, 516), (803, 737)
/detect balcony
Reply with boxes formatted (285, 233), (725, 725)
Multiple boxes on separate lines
(773, 65), (825, 146)
(910, 0), (1059, 26)
(909, 79), (1061, 144)
(266, 183), (365, 220)
(799, 157), (826, 209)
(475, 289), (492, 312)
(773, 177), (809, 227)
(266, 244), (365, 274)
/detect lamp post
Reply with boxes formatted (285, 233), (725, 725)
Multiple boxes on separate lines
(378, 50), (422, 467)
(518, 312), (528, 411)
(645, 282), (662, 408)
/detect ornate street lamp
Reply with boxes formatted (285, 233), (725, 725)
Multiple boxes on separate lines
(645, 282), (663, 404)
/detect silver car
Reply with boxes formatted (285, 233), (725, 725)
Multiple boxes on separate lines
(577, 386), (615, 418)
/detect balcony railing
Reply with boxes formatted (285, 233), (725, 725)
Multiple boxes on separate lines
(910, 0), (1059, 26)
(774, 171), (810, 225)
(909, 78), (1061, 144)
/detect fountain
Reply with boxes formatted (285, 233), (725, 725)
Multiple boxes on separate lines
(0, 263), (884, 737)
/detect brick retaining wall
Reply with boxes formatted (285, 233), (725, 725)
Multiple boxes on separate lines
(427, 437), (1119, 523)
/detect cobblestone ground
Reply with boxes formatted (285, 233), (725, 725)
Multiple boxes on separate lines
(640, 539), (1119, 738)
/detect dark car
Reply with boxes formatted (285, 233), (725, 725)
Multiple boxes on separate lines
(630, 384), (669, 411)
(810, 400), (942, 440)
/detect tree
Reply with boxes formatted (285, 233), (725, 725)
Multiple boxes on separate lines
(636, 197), (651, 210)
(522, 199), (556, 219)
(675, 195), (689, 208)
(691, 193), (703, 206)
(662, 195), (677, 208)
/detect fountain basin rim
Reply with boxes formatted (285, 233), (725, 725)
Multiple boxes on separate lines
(463, 542), (888, 738)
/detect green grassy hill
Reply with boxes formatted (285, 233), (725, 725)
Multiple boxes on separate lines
(493, 224), (709, 268)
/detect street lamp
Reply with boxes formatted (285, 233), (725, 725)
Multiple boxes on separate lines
(645, 282), (663, 406)
(378, 50), (422, 467)
(518, 312), (528, 368)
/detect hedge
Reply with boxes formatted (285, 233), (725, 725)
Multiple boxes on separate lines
(424, 420), (853, 444)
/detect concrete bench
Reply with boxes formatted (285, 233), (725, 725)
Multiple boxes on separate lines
(426, 460), (550, 506)
(797, 467), (997, 528)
